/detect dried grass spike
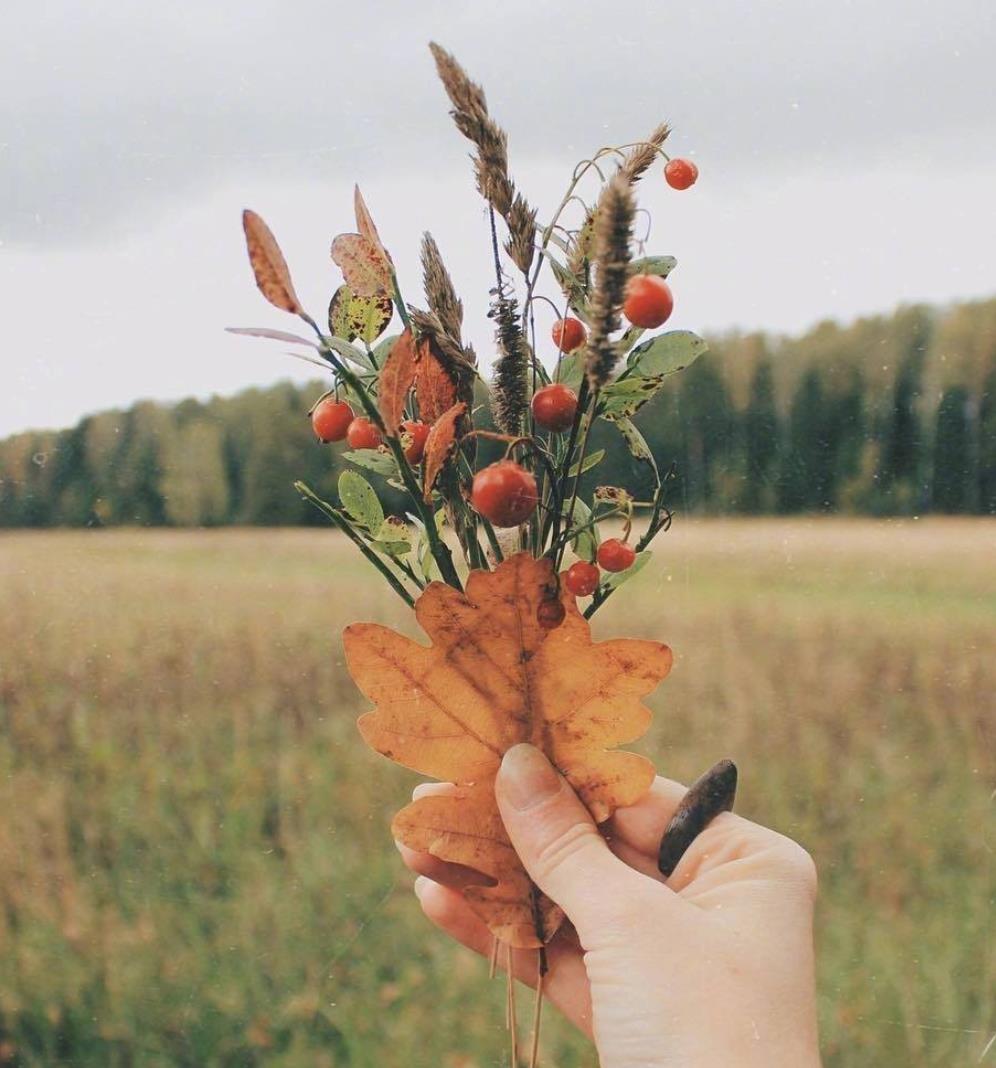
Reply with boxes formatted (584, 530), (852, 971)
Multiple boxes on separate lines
(505, 194), (537, 275)
(420, 233), (464, 343)
(618, 122), (671, 186)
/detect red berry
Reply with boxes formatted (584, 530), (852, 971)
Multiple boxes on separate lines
(537, 597), (566, 630)
(565, 561), (600, 597)
(471, 461), (538, 528)
(551, 317), (587, 353)
(597, 538), (636, 573)
(346, 417), (383, 450)
(531, 384), (578, 434)
(401, 420), (430, 464)
(664, 158), (699, 190)
(311, 398), (354, 443)
(623, 274), (674, 329)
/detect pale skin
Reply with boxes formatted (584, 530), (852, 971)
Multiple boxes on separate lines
(399, 743), (822, 1068)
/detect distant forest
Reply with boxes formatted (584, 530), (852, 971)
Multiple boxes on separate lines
(2, 297), (994, 527)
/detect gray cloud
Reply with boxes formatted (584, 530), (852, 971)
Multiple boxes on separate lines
(3, 0), (994, 246)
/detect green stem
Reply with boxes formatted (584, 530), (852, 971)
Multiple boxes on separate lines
(391, 272), (411, 331)
(308, 323), (462, 590)
(296, 483), (415, 608)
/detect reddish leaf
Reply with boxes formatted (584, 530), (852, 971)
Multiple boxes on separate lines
(415, 336), (459, 424)
(354, 186), (393, 269)
(422, 402), (466, 501)
(242, 210), (306, 317)
(378, 328), (418, 434)
(331, 233), (392, 298)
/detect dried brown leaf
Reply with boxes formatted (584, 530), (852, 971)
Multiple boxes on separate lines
(414, 336), (460, 425)
(242, 210), (305, 317)
(421, 401), (466, 501)
(378, 328), (417, 434)
(353, 185), (393, 270)
(330, 233), (392, 298)
(344, 553), (672, 946)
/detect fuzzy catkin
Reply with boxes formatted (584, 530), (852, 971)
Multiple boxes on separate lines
(585, 178), (635, 389)
(491, 295), (530, 435)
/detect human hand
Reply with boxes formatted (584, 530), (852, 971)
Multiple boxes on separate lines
(399, 744), (821, 1068)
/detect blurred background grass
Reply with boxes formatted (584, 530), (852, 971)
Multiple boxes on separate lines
(0, 520), (993, 1066)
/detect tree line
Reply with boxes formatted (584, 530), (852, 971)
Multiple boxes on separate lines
(2, 297), (994, 528)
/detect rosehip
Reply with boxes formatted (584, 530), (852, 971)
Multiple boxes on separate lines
(471, 461), (538, 528)
(400, 420), (430, 464)
(537, 597), (566, 630)
(345, 417), (383, 450)
(597, 538), (636, 573)
(531, 384), (578, 434)
(623, 274), (674, 329)
(551, 317), (587, 353)
(664, 158), (699, 190)
(565, 560), (599, 597)
(311, 398), (354, 443)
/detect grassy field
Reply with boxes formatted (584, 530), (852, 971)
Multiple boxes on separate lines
(0, 520), (993, 1066)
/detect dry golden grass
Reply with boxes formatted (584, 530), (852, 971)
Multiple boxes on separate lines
(0, 520), (993, 1066)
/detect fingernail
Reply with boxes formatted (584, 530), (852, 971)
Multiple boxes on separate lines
(413, 876), (429, 900)
(500, 744), (561, 811)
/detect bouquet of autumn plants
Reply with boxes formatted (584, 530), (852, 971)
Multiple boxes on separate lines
(231, 41), (734, 1067)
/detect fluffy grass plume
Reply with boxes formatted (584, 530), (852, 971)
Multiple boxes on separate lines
(586, 176), (635, 388)
(428, 41), (536, 273)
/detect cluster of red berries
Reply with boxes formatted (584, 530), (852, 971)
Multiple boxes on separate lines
(311, 398), (430, 464)
(563, 538), (637, 597)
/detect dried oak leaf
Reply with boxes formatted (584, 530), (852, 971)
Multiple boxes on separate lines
(242, 210), (306, 317)
(414, 335), (459, 424)
(378, 328), (417, 434)
(421, 401), (466, 501)
(331, 233), (393, 297)
(343, 552), (672, 947)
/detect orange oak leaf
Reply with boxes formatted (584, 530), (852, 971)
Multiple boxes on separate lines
(421, 401), (466, 500)
(378, 328), (417, 434)
(331, 233), (393, 297)
(242, 210), (306, 317)
(414, 336), (459, 424)
(343, 553), (672, 947)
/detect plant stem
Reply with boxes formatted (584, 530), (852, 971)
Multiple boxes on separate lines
(296, 483), (415, 608)
(306, 322), (462, 590)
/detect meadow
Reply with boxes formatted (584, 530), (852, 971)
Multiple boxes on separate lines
(0, 520), (993, 1066)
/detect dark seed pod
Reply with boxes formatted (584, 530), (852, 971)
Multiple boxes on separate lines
(657, 759), (738, 877)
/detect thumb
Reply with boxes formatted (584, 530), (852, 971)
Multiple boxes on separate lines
(496, 744), (650, 941)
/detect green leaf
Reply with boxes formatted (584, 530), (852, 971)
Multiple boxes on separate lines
(626, 330), (708, 378)
(371, 516), (412, 557)
(565, 497), (599, 562)
(342, 449), (397, 477)
(599, 375), (668, 419)
(601, 550), (652, 592)
(372, 332), (401, 367)
(610, 417), (659, 480)
(567, 448), (605, 478)
(630, 255), (677, 279)
(556, 351), (585, 392)
(329, 285), (393, 344)
(547, 257), (590, 321)
(338, 470), (384, 532)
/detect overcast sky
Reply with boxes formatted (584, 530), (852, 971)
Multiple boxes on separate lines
(2, 0), (994, 438)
